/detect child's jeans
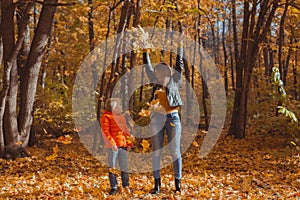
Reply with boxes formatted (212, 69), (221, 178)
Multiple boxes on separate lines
(107, 148), (129, 189)
(150, 111), (182, 179)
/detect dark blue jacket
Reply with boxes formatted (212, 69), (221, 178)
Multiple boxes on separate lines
(142, 47), (184, 107)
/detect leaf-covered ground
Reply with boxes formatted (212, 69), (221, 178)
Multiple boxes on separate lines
(0, 125), (299, 199)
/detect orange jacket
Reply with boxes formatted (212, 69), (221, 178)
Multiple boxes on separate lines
(100, 110), (133, 148)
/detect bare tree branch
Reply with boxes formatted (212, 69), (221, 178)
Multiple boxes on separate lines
(13, 0), (76, 7)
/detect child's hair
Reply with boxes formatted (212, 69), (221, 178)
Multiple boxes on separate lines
(154, 62), (172, 76)
(105, 98), (121, 112)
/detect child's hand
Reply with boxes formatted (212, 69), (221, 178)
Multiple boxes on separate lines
(127, 146), (132, 151)
(112, 145), (118, 152)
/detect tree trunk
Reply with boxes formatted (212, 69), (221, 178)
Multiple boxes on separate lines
(161, 18), (170, 58)
(98, 5), (113, 118)
(228, 16), (235, 90)
(199, 44), (209, 130)
(197, 0), (208, 129)
(105, 0), (132, 98)
(263, 36), (272, 80)
(4, 46), (19, 149)
(210, 22), (219, 79)
(88, 0), (99, 96)
(97, 0), (125, 114)
(33, 3), (37, 30)
(121, 32), (128, 109)
(191, 19), (197, 98)
(278, 0), (289, 84)
(227, 0), (239, 134)
(183, 50), (192, 125)
(128, 0), (141, 112)
(222, 18), (228, 96)
(40, 16), (54, 90)
(228, 0), (250, 137)
(293, 49), (298, 100)
(17, 1), (31, 128)
(0, 34), (3, 68)
(0, 1), (33, 154)
(0, 11), (2, 66)
(284, 44), (292, 85)
(18, 0), (58, 148)
(1, 0), (18, 148)
(231, 0), (239, 66)
(229, 0), (279, 138)
(139, 64), (145, 102)
(88, 0), (95, 51)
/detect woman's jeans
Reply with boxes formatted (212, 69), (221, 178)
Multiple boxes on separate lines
(107, 148), (129, 189)
(150, 111), (182, 179)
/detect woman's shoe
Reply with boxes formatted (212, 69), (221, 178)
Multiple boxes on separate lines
(150, 178), (161, 194)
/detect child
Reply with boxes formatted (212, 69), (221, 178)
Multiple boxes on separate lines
(100, 98), (133, 195)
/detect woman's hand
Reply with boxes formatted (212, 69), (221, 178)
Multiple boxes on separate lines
(132, 26), (152, 51)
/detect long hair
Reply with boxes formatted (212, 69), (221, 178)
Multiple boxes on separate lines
(154, 62), (172, 76)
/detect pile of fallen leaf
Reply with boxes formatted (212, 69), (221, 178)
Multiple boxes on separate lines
(0, 123), (299, 199)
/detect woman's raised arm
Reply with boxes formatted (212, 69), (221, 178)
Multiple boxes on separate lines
(172, 40), (184, 83)
(143, 51), (156, 82)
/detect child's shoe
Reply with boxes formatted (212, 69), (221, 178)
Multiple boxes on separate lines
(109, 188), (117, 195)
(123, 186), (131, 195)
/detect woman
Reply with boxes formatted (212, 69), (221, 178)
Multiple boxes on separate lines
(142, 35), (184, 194)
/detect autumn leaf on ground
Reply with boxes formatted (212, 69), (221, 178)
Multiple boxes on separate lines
(57, 135), (72, 144)
(141, 139), (150, 153)
(46, 145), (59, 161)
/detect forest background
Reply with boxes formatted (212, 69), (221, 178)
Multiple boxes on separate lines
(0, 0), (300, 198)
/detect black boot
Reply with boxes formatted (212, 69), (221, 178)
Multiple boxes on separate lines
(175, 178), (181, 192)
(109, 187), (117, 195)
(151, 178), (161, 194)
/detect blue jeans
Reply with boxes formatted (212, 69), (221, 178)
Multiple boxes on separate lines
(150, 111), (182, 179)
(107, 148), (129, 189)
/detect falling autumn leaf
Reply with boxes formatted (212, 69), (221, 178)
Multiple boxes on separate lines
(138, 109), (150, 117)
(192, 141), (199, 147)
(45, 154), (57, 161)
(170, 122), (176, 127)
(146, 99), (160, 107)
(53, 145), (59, 154)
(141, 139), (150, 153)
